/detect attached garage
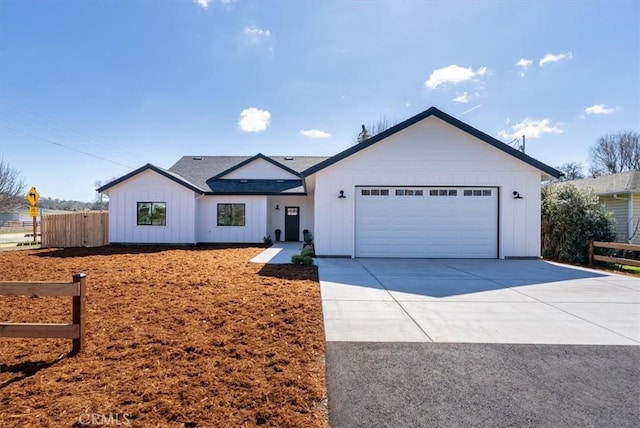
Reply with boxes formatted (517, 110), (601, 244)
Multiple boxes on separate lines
(355, 186), (498, 258)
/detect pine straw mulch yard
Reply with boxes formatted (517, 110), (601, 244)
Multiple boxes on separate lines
(0, 246), (327, 428)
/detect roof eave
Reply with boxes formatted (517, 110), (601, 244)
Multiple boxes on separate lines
(302, 107), (562, 179)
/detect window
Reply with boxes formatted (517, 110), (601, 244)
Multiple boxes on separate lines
(361, 188), (389, 196)
(464, 190), (472, 196)
(405, 189), (414, 196)
(414, 190), (423, 196)
(137, 202), (166, 226)
(482, 190), (492, 196)
(396, 189), (405, 196)
(217, 203), (245, 226)
(429, 190), (438, 196)
(448, 190), (457, 196)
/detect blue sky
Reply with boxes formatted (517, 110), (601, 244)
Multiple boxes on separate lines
(1, 0), (638, 202)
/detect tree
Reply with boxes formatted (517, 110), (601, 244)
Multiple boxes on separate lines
(541, 184), (616, 263)
(588, 131), (640, 176)
(355, 116), (398, 143)
(554, 162), (585, 182)
(0, 159), (26, 211)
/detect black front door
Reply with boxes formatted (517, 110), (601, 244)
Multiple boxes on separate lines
(285, 206), (300, 241)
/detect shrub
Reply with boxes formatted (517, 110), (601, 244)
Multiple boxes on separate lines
(541, 184), (616, 264)
(300, 247), (314, 258)
(303, 231), (314, 245)
(263, 235), (273, 246)
(291, 253), (314, 266)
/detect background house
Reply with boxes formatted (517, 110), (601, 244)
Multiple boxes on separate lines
(561, 170), (640, 244)
(98, 107), (561, 258)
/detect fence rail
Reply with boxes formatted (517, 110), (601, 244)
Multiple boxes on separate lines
(42, 211), (108, 248)
(0, 273), (87, 353)
(588, 241), (640, 268)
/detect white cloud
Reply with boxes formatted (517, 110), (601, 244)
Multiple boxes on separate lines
(243, 25), (271, 42)
(539, 52), (573, 67)
(516, 58), (533, 77)
(238, 108), (271, 132)
(453, 92), (471, 103)
(584, 104), (619, 115)
(300, 129), (331, 138)
(193, 0), (210, 8)
(425, 65), (487, 89)
(499, 118), (563, 140)
(194, 0), (235, 9)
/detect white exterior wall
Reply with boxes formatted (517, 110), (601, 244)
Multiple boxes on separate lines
(632, 194), (640, 244)
(223, 158), (299, 179)
(312, 116), (545, 258)
(196, 195), (267, 243)
(601, 196), (629, 242)
(266, 195), (314, 241)
(107, 170), (197, 244)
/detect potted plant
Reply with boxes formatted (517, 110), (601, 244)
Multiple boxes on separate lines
(275, 229), (281, 241)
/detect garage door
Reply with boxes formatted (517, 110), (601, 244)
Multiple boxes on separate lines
(355, 187), (498, 258)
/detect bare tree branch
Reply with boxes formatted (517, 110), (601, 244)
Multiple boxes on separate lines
(589, 131), (640, 176)
(0, 159), (27, 211)
(554, 162), (585, 182)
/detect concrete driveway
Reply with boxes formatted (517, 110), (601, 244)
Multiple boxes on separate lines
(318, 258), (640, 345)
(318, 258), (640, 427)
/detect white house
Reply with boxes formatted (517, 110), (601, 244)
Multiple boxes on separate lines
(97, 107), (561, 258)
(560, 170), (640, 244)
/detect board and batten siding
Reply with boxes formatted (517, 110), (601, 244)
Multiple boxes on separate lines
(107, 170), (197, 244)
(312, 116), (545, 258)
(196, 195), (267, 243)
(267, 195), (314, 241)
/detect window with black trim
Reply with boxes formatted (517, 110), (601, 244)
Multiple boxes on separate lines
(137, 202), (166, 226)
(217, 203), (245, 226)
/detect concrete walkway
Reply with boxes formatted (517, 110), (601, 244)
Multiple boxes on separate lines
(317, 258), (640, 345)
(250, 241), (302, 264)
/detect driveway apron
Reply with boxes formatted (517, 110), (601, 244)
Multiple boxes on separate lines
(318, 258), (640, 427)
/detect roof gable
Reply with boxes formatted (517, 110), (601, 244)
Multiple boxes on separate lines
(211, 153), (301, 180)
(302, 106), (561, 179)
(168, 155), (328, 190)
(96, 164), (203, 194)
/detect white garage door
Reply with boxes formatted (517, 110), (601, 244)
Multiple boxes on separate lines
(355, 187), (498, 258)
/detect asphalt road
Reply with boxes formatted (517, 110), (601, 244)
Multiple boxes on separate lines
(326, 342), (640, 428)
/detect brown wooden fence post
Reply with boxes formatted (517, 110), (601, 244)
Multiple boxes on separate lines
(72, 273), (87, 353)
(588, 240), (594, 267)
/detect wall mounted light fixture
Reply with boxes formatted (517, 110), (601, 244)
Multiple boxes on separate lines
(275, 204), (280, 210)
(513, 191), (523, 200)
(338, 190), (346, 198)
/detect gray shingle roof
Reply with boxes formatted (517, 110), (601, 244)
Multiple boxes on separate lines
(168, 155), (329, 190)
(207, 179), (305, 194)
(561, 170), (640, 194)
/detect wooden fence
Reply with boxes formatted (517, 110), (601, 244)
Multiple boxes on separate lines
(0, 273), (87, 353)
(588, 241), (640, 267)
(42, 211), (108, 248)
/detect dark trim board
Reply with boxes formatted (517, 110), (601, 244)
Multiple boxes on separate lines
(302, 107), (562, 179)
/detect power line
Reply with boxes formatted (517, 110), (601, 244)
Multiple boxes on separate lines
(0, 105), (147, 165)
(1, 125), (136, 168)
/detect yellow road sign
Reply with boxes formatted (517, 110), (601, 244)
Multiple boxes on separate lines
(25, 187), (40, 206)
(29, 206), (38, 217)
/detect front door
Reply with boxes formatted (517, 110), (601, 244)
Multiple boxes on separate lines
(285, 206), (300, 241)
